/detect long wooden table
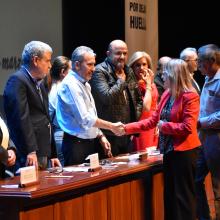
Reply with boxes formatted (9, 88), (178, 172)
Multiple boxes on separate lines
(0, 154), (164, 220)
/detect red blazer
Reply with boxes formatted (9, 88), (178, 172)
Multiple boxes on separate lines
(125, 90), (201, 151)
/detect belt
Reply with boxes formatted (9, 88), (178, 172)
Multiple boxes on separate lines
(64, 132), (95, 142)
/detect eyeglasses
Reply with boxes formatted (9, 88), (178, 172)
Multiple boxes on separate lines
(185, 59), (198, 62)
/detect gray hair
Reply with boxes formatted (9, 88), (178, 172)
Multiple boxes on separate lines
(198, 44), (220, 64)
(71, 46), (96, 64)
(22, 41), (53, 67)
(180, 47), (197, 60)
(157, 56), (171, 72)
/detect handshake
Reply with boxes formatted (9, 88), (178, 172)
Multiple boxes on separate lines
(111, 122), (126, 136)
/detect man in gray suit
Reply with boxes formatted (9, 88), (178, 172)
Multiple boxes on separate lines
(196, 44), (220, 220)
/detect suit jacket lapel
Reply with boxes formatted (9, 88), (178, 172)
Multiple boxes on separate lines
(23, 69), (49, 117)
(40, 83), (49, 117)
(191, 78), (200, 94)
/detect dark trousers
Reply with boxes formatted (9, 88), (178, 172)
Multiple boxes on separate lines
(163, 148), (198, 220)
(195, 145), (220, 220)
(104, 135), (133, 157)
(62, 132), (96, 166)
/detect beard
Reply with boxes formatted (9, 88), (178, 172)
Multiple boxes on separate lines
(115, 61), (125, 71)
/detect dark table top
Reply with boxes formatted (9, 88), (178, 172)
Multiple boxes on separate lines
(0, 153), (163, 199)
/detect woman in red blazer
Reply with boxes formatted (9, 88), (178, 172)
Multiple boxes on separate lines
(125, 59), (200, 220)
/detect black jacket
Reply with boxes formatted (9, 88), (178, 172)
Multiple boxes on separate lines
(3, 67), (57, 159)
(90, 59), (143, 135)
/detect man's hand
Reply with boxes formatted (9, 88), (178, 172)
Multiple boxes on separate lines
(99, 136), (112, 158)
(7, 149), (16, 166)
(111, 122), (125, 136)
(26, 152), (38, 167)
(50, 158), (62, 167)
(116, 69), (126, 81)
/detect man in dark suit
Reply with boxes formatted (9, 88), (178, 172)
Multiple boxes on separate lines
(180, 47), (201, 95)
(3, 41), (61, 171)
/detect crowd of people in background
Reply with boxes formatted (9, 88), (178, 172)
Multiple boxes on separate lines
(0, 40), (220, 220)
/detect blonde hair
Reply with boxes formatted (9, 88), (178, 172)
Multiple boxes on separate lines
(165, 59), (193, 98)
(128, 51), (153, 69)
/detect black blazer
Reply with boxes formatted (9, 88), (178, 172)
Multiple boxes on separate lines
(3, 67), (57, 158)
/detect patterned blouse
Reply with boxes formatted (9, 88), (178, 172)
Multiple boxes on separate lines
(158, 96), (175, 154)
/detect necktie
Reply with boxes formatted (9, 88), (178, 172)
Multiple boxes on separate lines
(36, 85), (43, 101)
(33, 79), (43, 102)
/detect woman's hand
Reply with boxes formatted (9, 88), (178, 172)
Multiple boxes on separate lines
(141, 68), (154, 85)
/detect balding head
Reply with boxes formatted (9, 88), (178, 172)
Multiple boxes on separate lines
(157, 56), (171, 73)
(106, 39), (128, 70)
(108, 40), (127, 52)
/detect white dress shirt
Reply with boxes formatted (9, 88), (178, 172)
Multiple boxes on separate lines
(56, 70), (101, 139)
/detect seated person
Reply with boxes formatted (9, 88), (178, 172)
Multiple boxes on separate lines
(0, 115), (16, 178)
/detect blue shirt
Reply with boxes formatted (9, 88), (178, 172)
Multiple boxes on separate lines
(56, 70), (101, 139)
(199, 68), (220, 129)
(49, 81), (62, 129)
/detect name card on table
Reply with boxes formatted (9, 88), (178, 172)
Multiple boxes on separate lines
(19, 166), (39, 187)
(86, 153), (102, 172)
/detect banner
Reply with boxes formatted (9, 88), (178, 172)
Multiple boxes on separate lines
(125, 0), (158, 71)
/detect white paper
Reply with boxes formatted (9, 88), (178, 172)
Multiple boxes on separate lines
(20, 165), (37, 185)
(116, 153), (140, 161)
(63, 167), (88, 172)
(85, 153), (100, 169)
(146, 146), (160, 156)
(1, 184), (19, 188)
(146, 146), (157, 154)
(148, 151), (160, 156)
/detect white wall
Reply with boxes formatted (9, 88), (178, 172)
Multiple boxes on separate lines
(0, 0), (62, 94)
